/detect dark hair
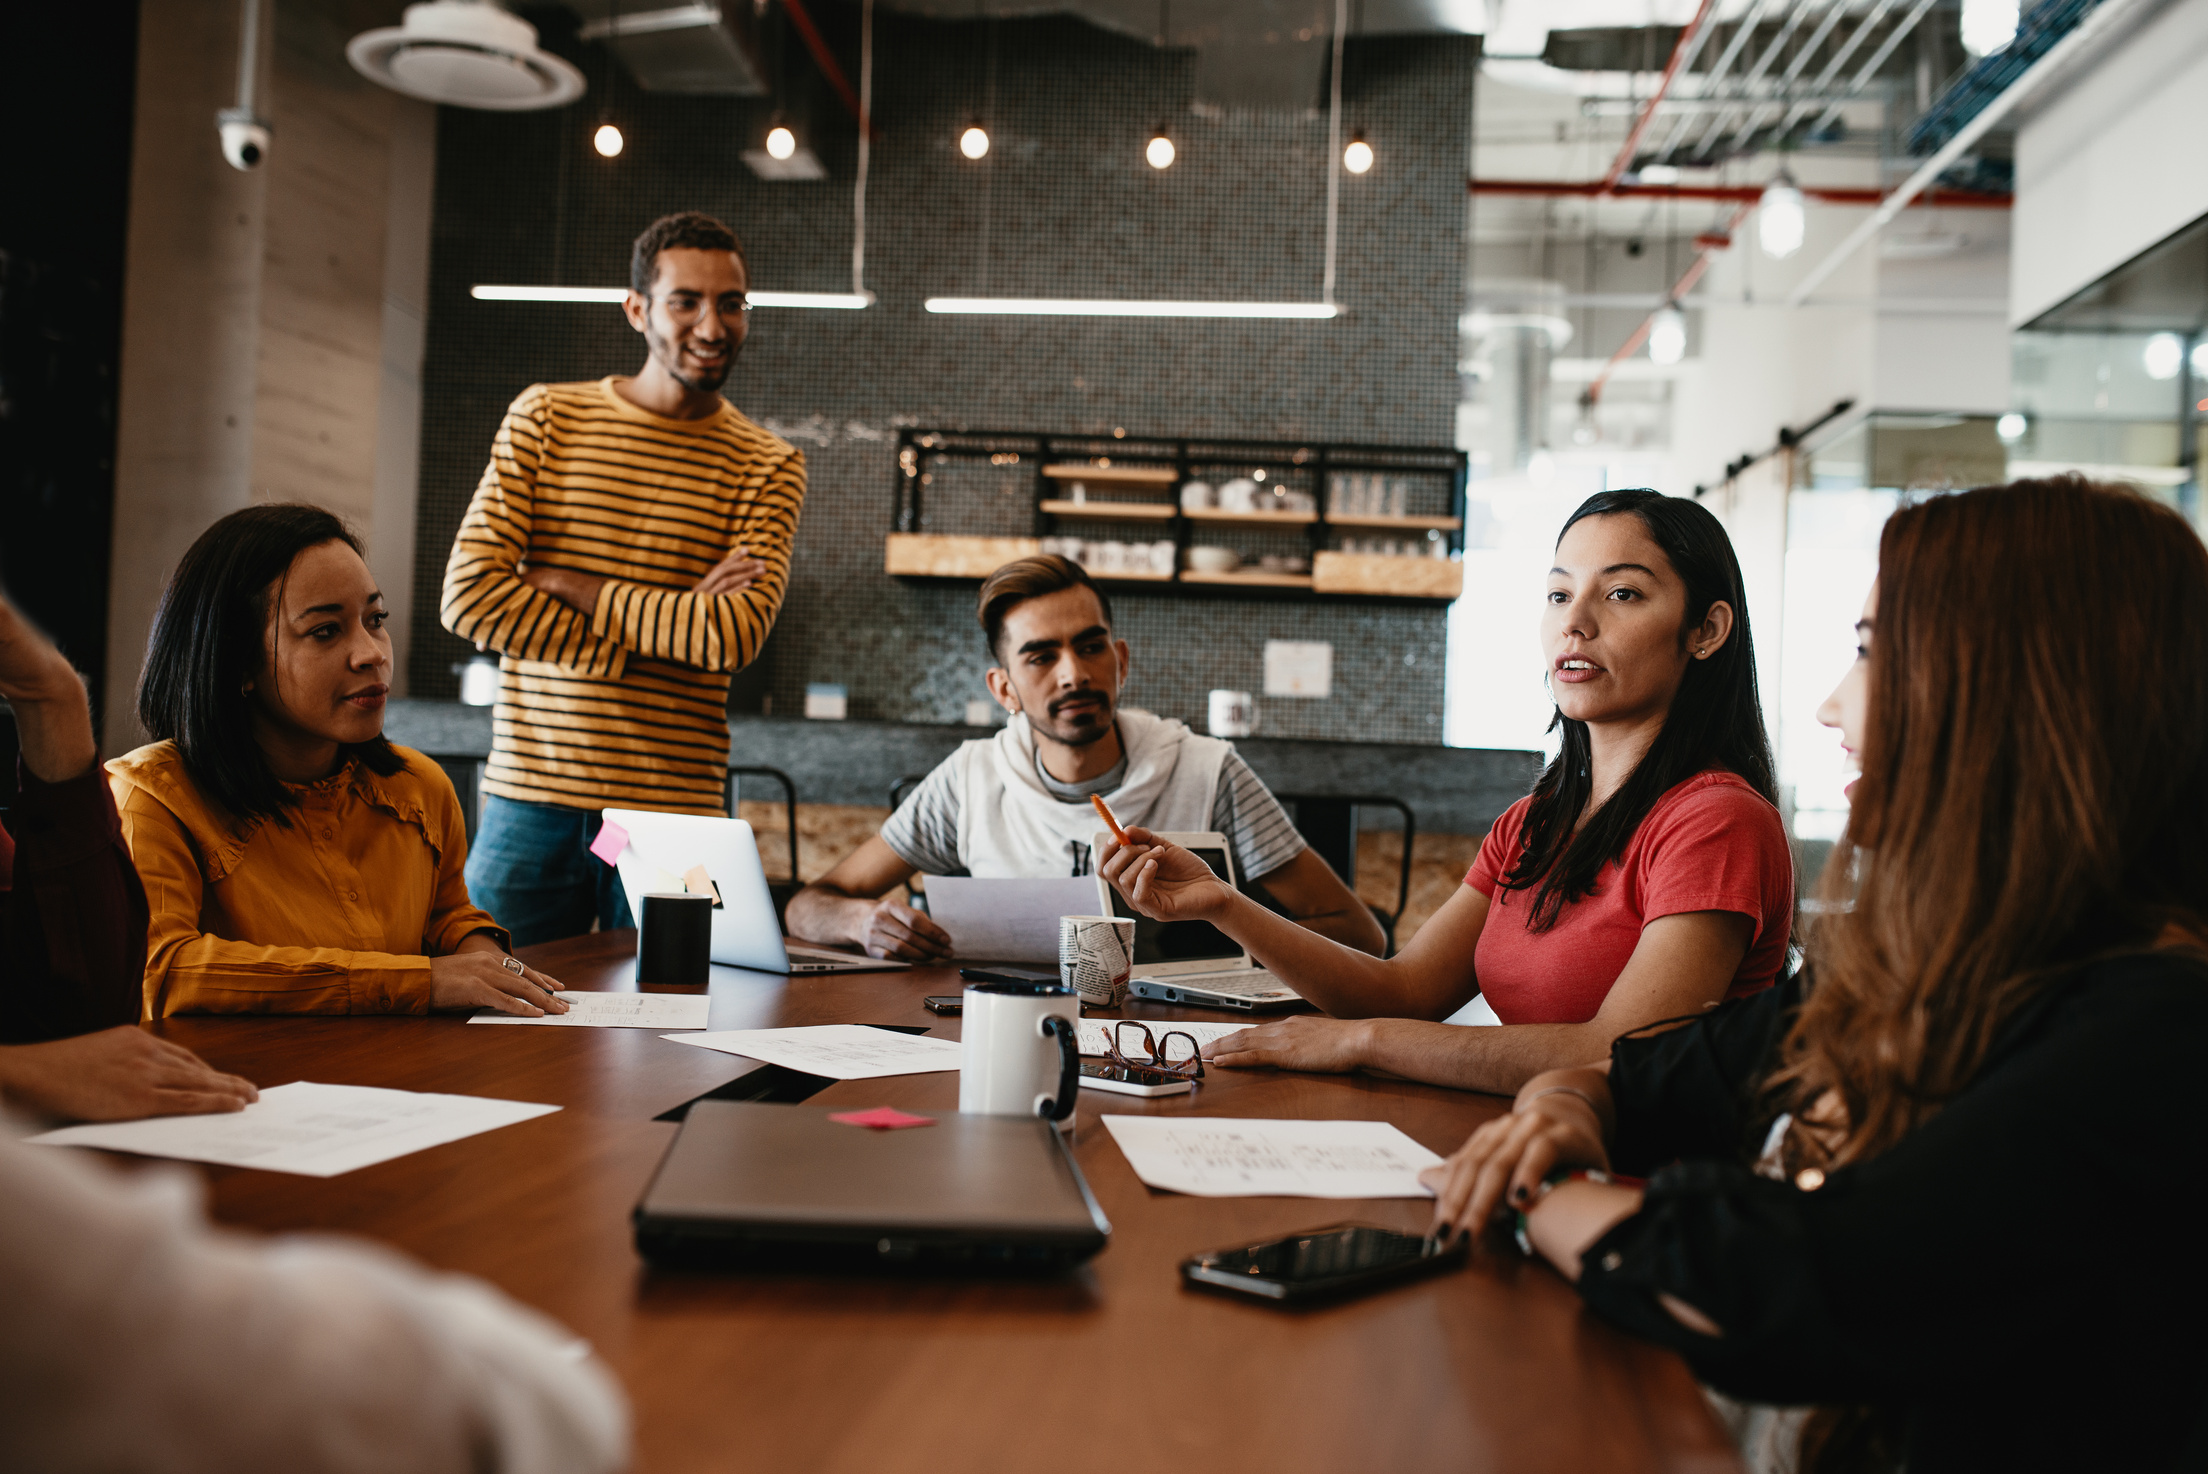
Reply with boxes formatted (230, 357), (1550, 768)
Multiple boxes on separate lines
(1501, 489), (1777, 929)
(630, 211), (748, 295)
(976, 555), (1114, 664)
(138, 503), (403, 829)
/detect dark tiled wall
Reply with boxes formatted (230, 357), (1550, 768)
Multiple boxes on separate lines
(413, 13), (1475, 744)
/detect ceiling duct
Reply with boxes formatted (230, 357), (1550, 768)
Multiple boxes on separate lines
(575, 3), (768, 95)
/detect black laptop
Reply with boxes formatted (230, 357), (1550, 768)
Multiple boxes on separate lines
(634, 1100), (1111, 1273)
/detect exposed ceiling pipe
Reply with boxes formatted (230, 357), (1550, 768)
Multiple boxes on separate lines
(1468, 178), (2010, 208)
(1718, 0), (1855, 151)
(1758, 0), (1906, 141)
(1798, 0), (1941, 138)
(1598, 0), (1715, 191)
(1650, 0), (1775, 163)
(1322, 0), (1346, 305)
(1786, 0), (2148, 305)
(1584, 203), (1755, 408)
(1677, 0), (1824, 161)
(779, 0), (881, 139)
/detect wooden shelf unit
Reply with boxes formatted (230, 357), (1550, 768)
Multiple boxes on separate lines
(889, 428), (1469, 603)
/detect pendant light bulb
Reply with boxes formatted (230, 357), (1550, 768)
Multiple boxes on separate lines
(1759, 172), (1806, 260)
(1343, 132), (1374, 175)
(765, 122), (797, 160)
(1145, 130), (1175, 170)
(592, 122), (624, 158)
(1647, 302), (1687, 366)
(959, 122), (990, 160)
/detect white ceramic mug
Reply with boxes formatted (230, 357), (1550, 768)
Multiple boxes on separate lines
(1208, 688), (1257, 738)
(959, 979), (1081, 1123)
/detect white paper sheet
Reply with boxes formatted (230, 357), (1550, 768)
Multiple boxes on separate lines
(467, 991), (713, 1030)
(1076, 1019), (1250, 1056)
(662, 1024), (963, 1079)
(27, 1081), (560, 1179)
(919, 876), (1100, 963)
(1100, 1115), (1444, 1199)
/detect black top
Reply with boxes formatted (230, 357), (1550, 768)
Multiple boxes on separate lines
(1579, 954), (2208, 1473)
(1, 761), (149, 1043)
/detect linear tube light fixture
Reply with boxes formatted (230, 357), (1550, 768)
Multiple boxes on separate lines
(470, 285), (873, 308)
(924, 297), (1338, 319)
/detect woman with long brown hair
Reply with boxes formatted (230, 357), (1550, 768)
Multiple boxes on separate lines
(1420, 476), (2208, 1472)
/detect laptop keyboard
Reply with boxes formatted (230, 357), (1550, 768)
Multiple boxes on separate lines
(1171, 970), (1296, 997)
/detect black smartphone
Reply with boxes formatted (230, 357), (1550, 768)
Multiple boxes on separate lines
(921, 995), (963, 1015)
(1180, 1223), (1465, 1303)
(957, 966), (1061, 986)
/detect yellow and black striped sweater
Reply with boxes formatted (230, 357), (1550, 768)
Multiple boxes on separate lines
(440, 378), (804, 815)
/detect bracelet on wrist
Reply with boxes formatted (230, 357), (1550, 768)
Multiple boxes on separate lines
(1512, 1167), (1637, 1255)
(1519, 1083), (1602, 1117)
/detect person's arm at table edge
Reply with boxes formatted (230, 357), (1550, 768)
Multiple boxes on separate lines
(785, 836), (952, 961)
(1333, 910), (1756, 1094)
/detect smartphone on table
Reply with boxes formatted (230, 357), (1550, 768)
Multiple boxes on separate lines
(1181, 1223), (1466, 1303)
(1077, 1060), (1195, 1097)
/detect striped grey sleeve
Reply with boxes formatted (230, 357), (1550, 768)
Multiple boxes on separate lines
(878, 756), (968, 876)
(1212, 751), (1307, 883)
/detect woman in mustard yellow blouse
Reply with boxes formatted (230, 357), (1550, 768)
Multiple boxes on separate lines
(110, 505), (571, 1020)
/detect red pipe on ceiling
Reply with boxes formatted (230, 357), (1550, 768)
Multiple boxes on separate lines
(779, 0), (881, 140)
(1583, 202), (1754, 409)
(1600, 0), (1717, 192)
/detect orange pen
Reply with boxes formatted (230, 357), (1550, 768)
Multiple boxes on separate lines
(1090, 793), (1130, 844)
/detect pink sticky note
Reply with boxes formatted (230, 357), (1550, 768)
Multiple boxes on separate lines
(828, 1107), (937, 1131)
(589, 819), (630, 866)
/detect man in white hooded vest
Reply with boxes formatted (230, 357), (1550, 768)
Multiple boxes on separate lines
(786, 556), (1385, 962)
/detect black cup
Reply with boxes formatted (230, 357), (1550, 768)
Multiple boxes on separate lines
(638, 892), (713, 987)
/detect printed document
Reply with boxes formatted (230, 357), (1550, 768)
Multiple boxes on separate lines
(1100, 1115), (1444, 1199)
(919, 876), (1100, 963)
(469, 991), (712, 1030)
(663, 1024), (963, 1079)
(1077, 1019), (1250, 1056)
(27, 1081), (559, 1178)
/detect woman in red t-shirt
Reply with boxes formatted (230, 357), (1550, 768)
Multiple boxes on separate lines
(1100, 489), (1793, 1095)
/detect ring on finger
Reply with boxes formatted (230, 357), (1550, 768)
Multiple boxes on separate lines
(501, 955), (525, 976)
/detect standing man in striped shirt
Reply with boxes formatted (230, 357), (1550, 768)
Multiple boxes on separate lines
(440, 212), (802, 944)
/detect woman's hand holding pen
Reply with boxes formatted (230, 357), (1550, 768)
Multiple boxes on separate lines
(1096, 825), (1238, 923)
(430, 934), (570, 1016)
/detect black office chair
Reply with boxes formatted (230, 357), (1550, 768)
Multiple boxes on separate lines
(1276, 793), (1417, 956)
(727, 766), (802, 923)
(886, 775), (929, 908)
(422, 753), (487, 844)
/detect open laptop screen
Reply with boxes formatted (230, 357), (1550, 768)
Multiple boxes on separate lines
(1105, 847), (1243, 965)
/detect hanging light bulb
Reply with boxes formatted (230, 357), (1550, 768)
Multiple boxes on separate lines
(1648, 302), (1687, 366)
(1960, 0), (2019, 55)
(592, 122), (624, 158)
(959, 121), (990, 159)
(1145, 128), (1175, 170)
(1996, 412), (2028, 442)
(1343, 132), (1374, 175)
(2144, 332), (2185, 381)
(1758, 171), (1806, 260)
(765, 121), (797, 160)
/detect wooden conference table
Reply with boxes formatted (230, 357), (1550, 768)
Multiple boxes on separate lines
(151, 931), (1740, 1474)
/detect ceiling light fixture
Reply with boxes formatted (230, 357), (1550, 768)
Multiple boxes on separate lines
(925, 298), (1337, 319)
(1343, 132), (1374, 175)
(765, 121), (797, 160)
(593, 122), (624, 157)
(1960, 0), (2020, 56)
(346, 0), (585, 110)
(1996, 412), (2028, 441)
(1145, 129), (1176, 170)
(2144, 332), (2185, 381)
(960, 121), (990, 159)
(1647, 302), (1687, 365)
(470, 285), (871, 309)
(1759, 171), (1806, 260)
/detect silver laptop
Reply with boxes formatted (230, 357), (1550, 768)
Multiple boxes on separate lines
(604, 809), (909, 975)
(1089, 829), (1305, 1011)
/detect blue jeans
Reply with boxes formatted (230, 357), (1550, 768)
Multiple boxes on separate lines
(464, 795), (636, 947)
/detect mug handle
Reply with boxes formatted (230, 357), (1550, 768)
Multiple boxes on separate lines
(1036, 1016), (1080, 1122)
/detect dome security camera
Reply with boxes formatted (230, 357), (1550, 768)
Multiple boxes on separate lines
(217, 107), (271, 170)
